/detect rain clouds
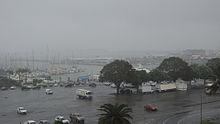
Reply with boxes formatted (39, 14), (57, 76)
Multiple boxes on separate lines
(0, 0), (220, 54)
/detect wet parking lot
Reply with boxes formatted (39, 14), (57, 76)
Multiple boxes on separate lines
(1, 84), (220, 124)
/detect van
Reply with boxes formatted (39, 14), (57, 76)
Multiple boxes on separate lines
(45, 89), (53, 94)
(76, 89), (92, 99)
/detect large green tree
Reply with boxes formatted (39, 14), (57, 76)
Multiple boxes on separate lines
(148, 69), (170, 83)
(158, 57), (191, 82)
(99, 60), (133, 94)
(207, 58), (220, 83)
(98, 103), (133, 124)
(127, 69), (148, 93)
(181, 66), (194, 82)
(206, 58), (220, 94)
(190, 64), (201, 79)
(191, 64), (214, 83)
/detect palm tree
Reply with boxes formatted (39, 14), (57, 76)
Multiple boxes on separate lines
(98, 103), (133, 124)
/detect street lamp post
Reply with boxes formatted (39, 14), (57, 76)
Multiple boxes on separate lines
(200, 88), (203, 124)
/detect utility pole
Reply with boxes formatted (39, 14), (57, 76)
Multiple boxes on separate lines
(200, 88), (203, 124)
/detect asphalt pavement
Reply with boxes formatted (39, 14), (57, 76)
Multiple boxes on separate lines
(1, 84), (220, 124)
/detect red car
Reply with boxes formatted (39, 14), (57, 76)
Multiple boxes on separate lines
(144, 104), (157, 111)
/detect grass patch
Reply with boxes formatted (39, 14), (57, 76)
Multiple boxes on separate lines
(202, 120), (220, 124)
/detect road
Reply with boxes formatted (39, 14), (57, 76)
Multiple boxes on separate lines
(1, 85), (220, 124)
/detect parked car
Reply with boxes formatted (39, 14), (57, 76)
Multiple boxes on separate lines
(69, 113), (85, 124)
(65, 84), (74, 88)
(54, 116), (70, 124)
(110, 83), (116, 88)
(55, 115), (64, 121)
(17, 107), (27, 114)
(41, 84), (48, 88)
(61, 120), (70, 124)
(120, 89), (132, 94)
(39, 120), (50, 124)
(32, 86), (41, 90)
(24, 120), (36, 124)
(74, 82), (80, 86)
(1, 86), (8, 90)
(21, 85), (32, 90)
(10, 86), (16, 90)
(123, 83), (135, 88)
(144, 104), (157, 111)
(45, 89), (53, 95)
(103, 82), (111, 86)
(89, 83), (96, 87)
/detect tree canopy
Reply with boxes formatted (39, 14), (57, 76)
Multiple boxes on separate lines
(191, 64), (214, 82)
(126, 69), (148, 93)
(98, 103), (133, 124)
(99, 60), (133, 94)
(206, 58), (220, 95)
(207, 58), (220, 83)
(158, 57), (192, 81)
(148, 69), (170, 83)
(16, 68), (30, 73)
(6, 69), (14, 74)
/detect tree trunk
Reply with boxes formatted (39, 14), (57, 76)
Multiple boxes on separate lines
(204, 79), (206, 85)
(116, 86), (120, 95)
(136, 85), (139, 94)
(188, 81), (192, 89)
(115, 82), (121, 95)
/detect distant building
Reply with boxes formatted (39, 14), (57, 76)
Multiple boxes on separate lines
(77, 75), (90, 83)
(182, 49), (206, 59)
(92, 74), (100, 81)
(134, 64), (150, 73)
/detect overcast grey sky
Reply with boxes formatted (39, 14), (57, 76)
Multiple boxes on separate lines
(0, 0), (220, 53)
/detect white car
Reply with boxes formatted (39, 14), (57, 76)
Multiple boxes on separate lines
(62, 119), (70, 124)
(10, 86), (16, 90)
(45, 89), (53, 94)
(55, 115), (64, 121)
(110, 83), (116, 88)
(17, 107), (27, 115)
(24, 120), (36, 124)
(55, 115), (70, 124)
(103, 82), (111, 86)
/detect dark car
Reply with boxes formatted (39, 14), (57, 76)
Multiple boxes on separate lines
(65, 84), (74, 88)
(1, 87), (8, 91)
(21, 86), (32, 90)
(32, 86), (41, 90)
(144, 104), (157, 111)
(89, 83), (96, 87)
(120, 89), (132, 94)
